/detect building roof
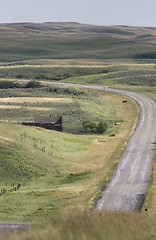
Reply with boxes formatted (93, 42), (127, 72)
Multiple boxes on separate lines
(35, 115), (61, 124)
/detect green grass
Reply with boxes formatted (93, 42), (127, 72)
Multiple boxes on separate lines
(0, 141), (44, 180)
(0, 37), (132, 62)
(0, 63), (156, 87)
(0, 123), (91, 222)
(0, 32), (155, 62)
(0, 86), (138, 223)
(56, 63), (156, 86)
(0, 66), (109, 80)
(5, 211), (156, 240)
(0, 86), (128, 134)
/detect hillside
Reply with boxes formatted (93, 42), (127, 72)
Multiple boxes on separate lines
(0, 22), (156, 63)
(0, 85), (138, 222)
(0, 22), (156, 41)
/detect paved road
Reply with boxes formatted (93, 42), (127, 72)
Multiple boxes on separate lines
(96, 88), (156, 211)
(0, 224), (29, 236)
(39, 81), (156, 211)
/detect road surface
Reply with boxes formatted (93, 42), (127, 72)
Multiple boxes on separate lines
(0, 224), (29, 236)
(39, 81), (156, 211)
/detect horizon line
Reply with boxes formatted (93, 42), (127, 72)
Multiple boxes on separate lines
(0, 21), (155, 29)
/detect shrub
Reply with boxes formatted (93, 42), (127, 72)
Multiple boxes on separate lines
(82, 119), (108, 134)
(24, 80), (41, 88)
(0, 81), (20, 89)
(97, 120), (108, 134)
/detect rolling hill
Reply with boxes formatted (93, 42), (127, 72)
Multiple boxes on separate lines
(0, 22), (156, 62)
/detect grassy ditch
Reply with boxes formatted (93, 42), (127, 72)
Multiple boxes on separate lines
(143, 155), (156, 213)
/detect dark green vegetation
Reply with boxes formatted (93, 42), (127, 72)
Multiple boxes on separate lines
(0, 80), (41, 89)
(134, 52), (156, 59)
(57, 63), (156, 86)
(0, 66), (109, 80)
(82, 119), (108, 134)
(63, 171), (92, 184)
(1, 63), (156, 87)
(0, 22), (156, 62)
(24, 80), (41, 88)
(0, 84), (84, 98)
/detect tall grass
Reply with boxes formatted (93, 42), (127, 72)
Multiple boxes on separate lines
(6, 210), (156, 240)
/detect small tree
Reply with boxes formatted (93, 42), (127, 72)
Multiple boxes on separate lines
(0, 81), (20, 89)
(82, 119), (97, 133)
(97, 120), (108, 134)
(82, 119), (108, 134)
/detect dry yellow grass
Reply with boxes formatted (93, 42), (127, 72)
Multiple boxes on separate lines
(0, 97), (74, 104)
(7, 211), (156, 240)
(0, 135), (12, 142)
(0, 105), (53, 111)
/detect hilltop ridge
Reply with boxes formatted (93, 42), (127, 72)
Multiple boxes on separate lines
(0, 22), (156, 42)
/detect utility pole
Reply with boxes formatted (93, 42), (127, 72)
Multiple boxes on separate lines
(103, 86), (106, 94)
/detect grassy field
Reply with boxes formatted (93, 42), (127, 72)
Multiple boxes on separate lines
(0, 36), (147, 62)
(0, 66), (109, 81)
(5, 211), (156, 240)
(56, 63), (156, 86)
(0, 86), (130, 134)
(0, 63), (156, 87)
(0, 86), (138, 223)
(0, 22), (156, 63)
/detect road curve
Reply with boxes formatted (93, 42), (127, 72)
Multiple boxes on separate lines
(96, 88), (156, 211)
(40, 81), (156, 211)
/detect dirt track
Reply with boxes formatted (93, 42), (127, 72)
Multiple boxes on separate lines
(41, 81), (156, 211)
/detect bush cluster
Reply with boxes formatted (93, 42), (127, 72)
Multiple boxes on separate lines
(0, 80), (41, 89)
(82, 119), (108, 134)
(0, 81), (20, 89)
(134, 52), (156, 59)
(24, 80), (41, 88)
